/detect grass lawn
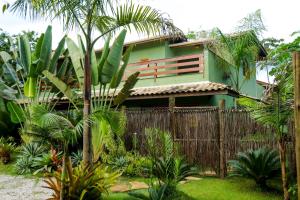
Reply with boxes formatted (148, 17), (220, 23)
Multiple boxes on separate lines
(103, 177), (282, 200)
(0, 153), (18, 175)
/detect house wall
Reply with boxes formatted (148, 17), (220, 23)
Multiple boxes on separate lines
(123, 40), (263, 108)
(128, 41), (208, 88)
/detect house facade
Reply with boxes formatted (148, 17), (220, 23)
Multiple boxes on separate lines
(116, 36), (266, 108)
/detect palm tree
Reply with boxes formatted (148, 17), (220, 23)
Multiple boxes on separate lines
(238, 77), (293, 199)
(9, 0), (181, 166)
(25, 103), (83, 199)
(209, 10), (265, 95)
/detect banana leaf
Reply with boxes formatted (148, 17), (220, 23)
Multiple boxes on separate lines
(0, 51), (12, 63)
(48, 35), (66, 73)
(66, 38), (84, 89)
(24, 77), (37, 98)
(36, 25), (52, 74)
(98, 36), (111, 84)
(113, 71), (139, 105)
(42, 70), (77, 103)
(101, 30), (127, 84)
(91, 49), (98, 86)
(110, 45), (133, 89)
(0, 82), (17, 100)
(77, 34), (86, 58)
(18, 35), (31, 75)
(7, 101), (25, 123)
(33, 33), (44, 61)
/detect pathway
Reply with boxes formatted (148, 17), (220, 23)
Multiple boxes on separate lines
(0, 175), (52, 200)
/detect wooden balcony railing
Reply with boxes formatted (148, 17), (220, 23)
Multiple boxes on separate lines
(125, 54), (204, 81)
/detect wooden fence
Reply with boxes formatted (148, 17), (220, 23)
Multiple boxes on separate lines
(124, 107), (295, 175)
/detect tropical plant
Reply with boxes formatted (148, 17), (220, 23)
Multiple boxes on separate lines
(238, 78), (293, 199)
(209, 10), (265, 93)
(228, 148), (281, 188)
(44, 163), (120, 200)
(145, 128), (175, 161)
(15, 142), (46, 174)
(70, 150), (83, 167)
(0, 137), (16, 164)
(32, 150), (62, 175)
(151, 157), (198, 195)
(129, 184), (169, 200)
(9, 0), (181, 167)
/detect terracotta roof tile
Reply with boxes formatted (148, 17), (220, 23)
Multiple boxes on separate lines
(129, 81), (236, 97)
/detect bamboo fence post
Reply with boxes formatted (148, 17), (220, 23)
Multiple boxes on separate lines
(169, 97), (176, 139)
(218, 99), (226, 178)
(293, 52), (300, 199)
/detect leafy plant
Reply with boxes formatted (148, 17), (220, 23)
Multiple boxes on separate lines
(0, 137), (16, 164)
(44, 163), (120, 200)
(289, 184), (298, 200)
(145, 128), (175, 161)
(151, 157), (198, 195)
(228, 148), (281, 188)
(71, 150), (82, 167)
(129, 184), (169, 200)
(15, 142), (46, 174)
(32, 149), (62, 175)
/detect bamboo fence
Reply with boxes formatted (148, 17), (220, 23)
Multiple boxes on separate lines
(124, 107), (295, 175)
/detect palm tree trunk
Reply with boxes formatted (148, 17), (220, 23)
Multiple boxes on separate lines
(83, 48), (93, 167)
(278, 139), (290, 200)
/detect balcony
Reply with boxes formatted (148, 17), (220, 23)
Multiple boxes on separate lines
(125, 54), (205, 82)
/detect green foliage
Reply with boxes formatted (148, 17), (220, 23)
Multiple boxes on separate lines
(71, 150), (83, 167)
(289, 184), (298, 200)
(151, 157), (198, 191)
(209, 10), (265, 91)
(15, 142), (46, 174)
(228, 148), (281, 188)
(44, 163), (120, 200)
(129, 184), (170, 200)
(108, 153), (152, 177)
(0, 137), (16, 164)
(145, 128), (175, 161)
(92, 109), (127, 162)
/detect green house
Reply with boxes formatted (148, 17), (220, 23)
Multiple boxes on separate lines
(114, 35), (267, 108)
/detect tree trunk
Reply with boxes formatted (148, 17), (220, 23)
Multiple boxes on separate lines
(278, 139), (290, 200)
(83, 48), (93, 167)
(293, 52), (300, 200)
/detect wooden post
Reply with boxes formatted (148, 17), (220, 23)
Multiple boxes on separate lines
(293, 52), (300, 199)
(218, 99), (226, 178)
(169, 97), (176, 139)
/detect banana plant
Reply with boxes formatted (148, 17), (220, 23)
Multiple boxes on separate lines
(0, 25), (69, 124)
(43, 29), (140, 162)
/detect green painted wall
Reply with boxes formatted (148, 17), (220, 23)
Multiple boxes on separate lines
(128, 41), (208, 88)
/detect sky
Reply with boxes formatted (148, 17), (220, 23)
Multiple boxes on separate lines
(0, 0), (299, 81)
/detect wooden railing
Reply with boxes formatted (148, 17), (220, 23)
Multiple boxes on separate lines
(125, 54), (204, 81)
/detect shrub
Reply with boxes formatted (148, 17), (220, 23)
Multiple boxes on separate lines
(44, 163), (120, 200)
(228, 148), (281, 188)
(70, 150), (82, 167)
(289, 184), (298, 200)
(32, 149), (62, 175)
(109, 152), (152, 177)
(15, 142), (46, 174)
(0, 137), (16, 164)
(151, 157), (198, 195)
(145, 128), (175, 161)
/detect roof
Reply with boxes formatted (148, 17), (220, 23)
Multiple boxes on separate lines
(126, 81), (239, 99)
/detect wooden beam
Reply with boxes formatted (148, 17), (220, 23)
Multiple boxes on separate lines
(293, 52), (300, 199)
(218, 99), (226, 178)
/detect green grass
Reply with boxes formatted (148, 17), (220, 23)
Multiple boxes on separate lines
(103, 177), (282, 200)
(0, 153), (18, 175)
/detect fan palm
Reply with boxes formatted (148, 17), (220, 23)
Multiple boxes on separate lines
(228, 148), (281, 188)
(10, 0), (181, 166)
